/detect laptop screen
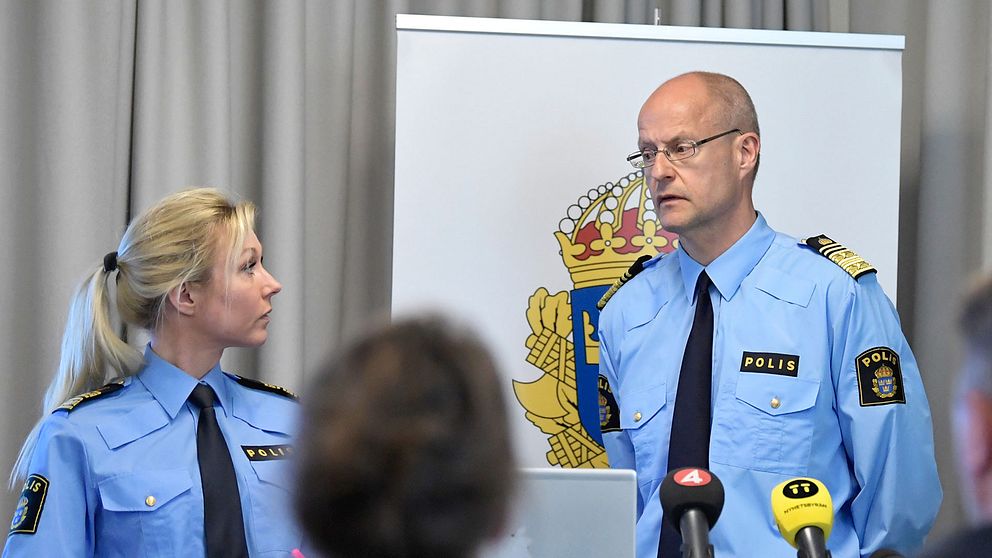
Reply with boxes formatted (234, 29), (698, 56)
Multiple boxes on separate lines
(481, 467), (637, 558)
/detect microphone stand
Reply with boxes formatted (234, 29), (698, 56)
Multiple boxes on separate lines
(795, 527), (831, 558)
(679, 509), (715, 558)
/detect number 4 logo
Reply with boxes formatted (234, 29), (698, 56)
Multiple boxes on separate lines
(674, 468), (712, 487)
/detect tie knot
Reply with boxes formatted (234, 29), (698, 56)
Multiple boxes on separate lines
(695, 271), (712, 299)
(189, 383), (218, 410)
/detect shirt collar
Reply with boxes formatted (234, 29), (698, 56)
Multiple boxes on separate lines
(202, 367), (233, 417)
(676, 212), (775, 302)
(137, 345), (228, 418)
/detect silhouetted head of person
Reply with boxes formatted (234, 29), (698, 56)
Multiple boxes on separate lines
(956, 275), (992, 524)
(295, 316), (514, 558)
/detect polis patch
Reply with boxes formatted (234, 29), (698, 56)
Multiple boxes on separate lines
(856, 347), (905, 406)
(9, 474), (49, 535)
(242, 445), (294, 461)
(741, 352), (799, 377)
(598, 375), (620, 434)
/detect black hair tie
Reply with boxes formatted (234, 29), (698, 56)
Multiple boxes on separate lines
(103, 251), (119, 273)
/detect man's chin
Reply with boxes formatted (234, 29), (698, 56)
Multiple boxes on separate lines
(657, 217), (688, 236)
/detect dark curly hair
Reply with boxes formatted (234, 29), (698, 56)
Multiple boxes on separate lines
(959, 275), (992, 396)
(295, 316), (514, 558)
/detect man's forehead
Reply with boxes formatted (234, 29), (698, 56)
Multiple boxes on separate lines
(637, 105), (706, 142)
(638, 83), (716, 139)
(642, 82), (711, 117)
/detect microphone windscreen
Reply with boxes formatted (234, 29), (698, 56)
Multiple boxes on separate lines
(659, 467), (725, 531)
(770, 477), (833, 548)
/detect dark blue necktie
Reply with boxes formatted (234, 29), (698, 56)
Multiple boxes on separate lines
(658, 271), (714, 558)
(189, 384), (249, 557)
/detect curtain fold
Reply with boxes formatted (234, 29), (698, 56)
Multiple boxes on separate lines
(912, 0), (990, 536)
(0, 0), (134, 513)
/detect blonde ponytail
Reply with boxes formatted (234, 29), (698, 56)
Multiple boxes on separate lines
(10, 187), (255, 488)
(9, 265), (143, 487)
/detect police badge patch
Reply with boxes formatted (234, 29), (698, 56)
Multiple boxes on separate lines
(856, 347), (906, 406)
(599, 375), (621, 434)
(9, 474), (48, 535)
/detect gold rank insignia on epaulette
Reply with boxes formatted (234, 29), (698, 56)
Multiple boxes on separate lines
(597, 255), (652, 310)
(803, 234), (877, 280)
(230, 374), (299, 401)
(55, 379), (126, 412)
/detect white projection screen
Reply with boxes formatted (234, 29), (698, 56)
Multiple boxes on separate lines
(392, 15), (904, 470)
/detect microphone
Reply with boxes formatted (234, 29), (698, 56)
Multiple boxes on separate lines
(770, 477), (833, 558)
(659, 467), (725, 558)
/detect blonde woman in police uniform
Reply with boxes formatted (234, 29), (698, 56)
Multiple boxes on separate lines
(3, 188), (303, 557)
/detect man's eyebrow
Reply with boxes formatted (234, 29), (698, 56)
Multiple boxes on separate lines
(640, 136), (688, 150)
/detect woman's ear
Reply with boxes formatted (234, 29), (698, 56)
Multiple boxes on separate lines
(167, 282), (197, 317)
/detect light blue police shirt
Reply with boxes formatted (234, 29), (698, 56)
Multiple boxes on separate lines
(599, 214), (941, 558)
(3, 346), (302, 557)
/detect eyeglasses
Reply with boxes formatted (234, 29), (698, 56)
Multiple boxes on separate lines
(626, 129), (743, 169)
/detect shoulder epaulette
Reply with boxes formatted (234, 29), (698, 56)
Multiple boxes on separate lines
(803, 234), (877, 280)
(229, 373), (298, 401)
(597, 255), (653, 310)
(55, 379), (126, 413)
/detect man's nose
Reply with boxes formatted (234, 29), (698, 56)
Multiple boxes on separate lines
(650, 155), (675, 186)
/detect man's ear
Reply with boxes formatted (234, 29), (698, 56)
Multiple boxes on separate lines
(167, 282), (197, 317)
(738, 132), (761, 176)
(960, 390), (992, 476)
(738, 132), (760, 176)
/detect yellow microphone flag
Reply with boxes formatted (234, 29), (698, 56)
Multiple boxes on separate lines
(770, 477), (833, 548)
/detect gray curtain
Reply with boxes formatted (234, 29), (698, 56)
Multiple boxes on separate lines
(2, 0), (987, 541)
(0, 0), (136, 522)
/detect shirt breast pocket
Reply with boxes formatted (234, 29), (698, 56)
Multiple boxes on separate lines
(247, 458), (303, 554)
(712, 374), (820, 476)
(619, 382), (668, 478)
(98, 468), (194, 557)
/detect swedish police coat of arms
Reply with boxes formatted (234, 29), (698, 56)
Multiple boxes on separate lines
(512, 171), (677, 467)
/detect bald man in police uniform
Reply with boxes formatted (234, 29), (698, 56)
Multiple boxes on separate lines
(598, 71), (941, 558)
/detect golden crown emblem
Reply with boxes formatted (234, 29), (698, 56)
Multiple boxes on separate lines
(554, 171), (678, 288)
(872, 365), (897, 399)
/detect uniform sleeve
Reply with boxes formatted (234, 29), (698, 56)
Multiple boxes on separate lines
(3, 414), (94, 558)
(831, 275), (942, 557)
(599, 318), (642, 514)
